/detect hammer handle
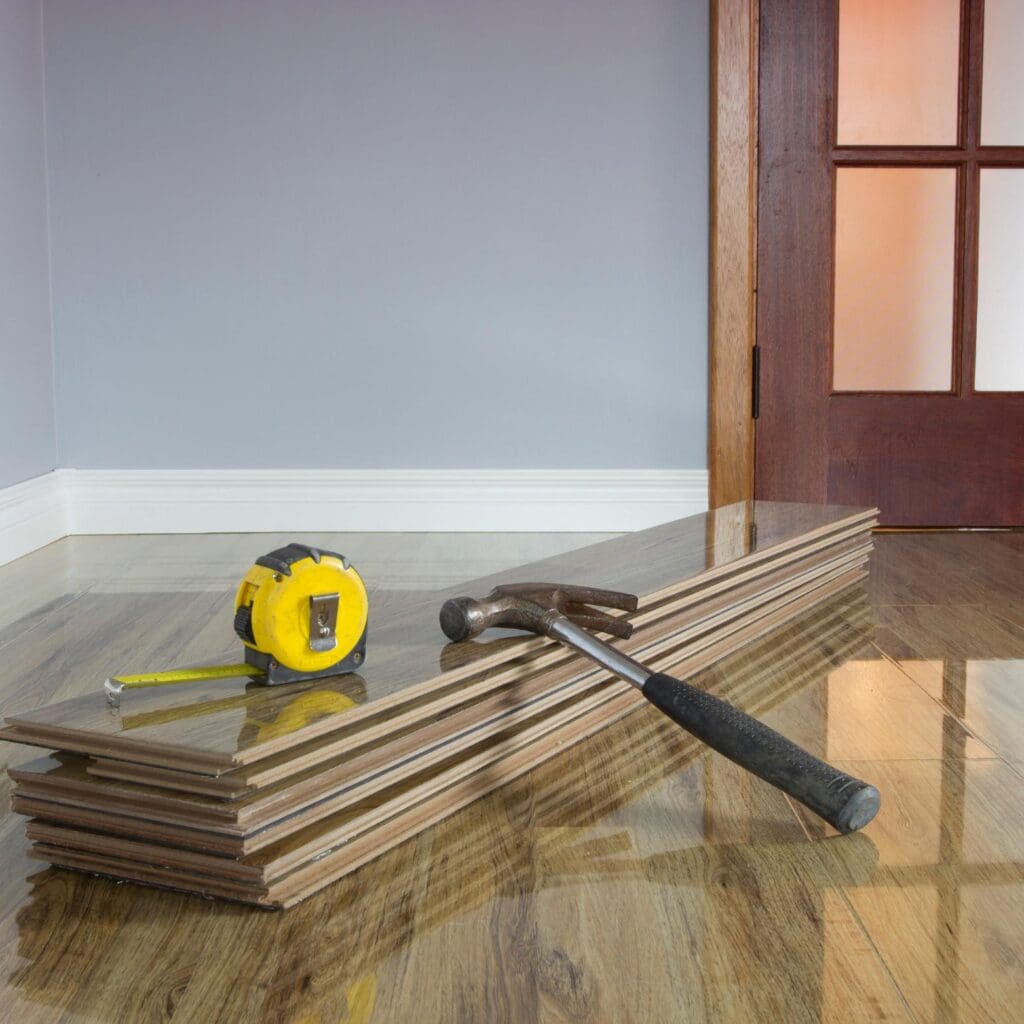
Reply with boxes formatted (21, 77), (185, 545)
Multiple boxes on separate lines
(641, 672), (879, 833)
(546, 616), (879, 832)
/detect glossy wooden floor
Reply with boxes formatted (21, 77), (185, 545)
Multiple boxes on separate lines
(0, 529), (1021, 1023)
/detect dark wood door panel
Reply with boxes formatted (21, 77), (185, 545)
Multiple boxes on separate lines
(826, 396), (1024, 526)
(755, 0), (1024, 526)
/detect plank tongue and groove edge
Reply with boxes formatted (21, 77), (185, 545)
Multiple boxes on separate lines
(0, 502), (877, 774)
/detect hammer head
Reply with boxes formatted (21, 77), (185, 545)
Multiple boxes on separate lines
(439, 582), (638, 643)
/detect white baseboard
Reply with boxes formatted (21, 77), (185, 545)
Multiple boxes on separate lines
(0, 468), (709, 564)
(69, 469), (709, 533)
(0, 471), (70, 566)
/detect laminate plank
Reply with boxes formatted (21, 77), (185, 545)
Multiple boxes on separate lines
(0, 575), (898, 1022)
(10, 560), (870, 858)
(31, 838), (915, 1023)
(20, 573), (868, 908)
(82, 527), (872, 796)
(986, 532), (1024, 553)
(755, 654), (996, 763)
(867, 531), (1024, 607)
(2, 536), (872, 806)
(28, 691), (644, 903)
(987, 600), (1024, 632)
(14, 680), (634, 850)
(22, 718), (915, 1020)
(6, 530), (1024, 1023)
(874, 603), (1024, 661)
(14, 569), (868, 865)
(796, 758), (1024, 1024)
(0, 595), (88, 658)
(872, 606), (1024, 764)
(1, 503), (875, 773)
(519, 841), (910, 1022)
(10, 797), (243, 856)
(60, 540), (870, 823)
(14, 583), (872, 868)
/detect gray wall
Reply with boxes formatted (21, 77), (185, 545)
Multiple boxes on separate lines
(45, 0), (708, 471)
(0, 0), (57, 488)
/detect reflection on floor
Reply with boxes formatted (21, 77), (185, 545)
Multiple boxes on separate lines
(0, 529), (1021, 1022)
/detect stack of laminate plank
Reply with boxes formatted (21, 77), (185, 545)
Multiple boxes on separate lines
(0, 501), (876, 907)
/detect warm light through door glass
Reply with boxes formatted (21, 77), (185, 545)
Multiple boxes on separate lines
(981, 0), (1024, 144)
(837, 0), (961, 145)
(833, 168), (956, 392)
(976, 170), (1024, 391)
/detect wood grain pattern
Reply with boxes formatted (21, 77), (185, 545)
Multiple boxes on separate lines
(812, 758), (1024, 1024)
(72, 532), (868, 802)
(10, 568), (868, 892)
(826, 395), (1024, 526)
(709, 0), (757, 507)
(0, 504), (874, 906)
(754, 1), (834, 506)
(9, 544), (870, 848)
(2, 530), (1022, 1021)
(1, 548), (867, 817)
(15, 571), (869, 907)
(1, 503), (875, 772)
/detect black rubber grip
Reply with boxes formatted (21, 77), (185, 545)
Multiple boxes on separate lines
(641, 672), (880, 833)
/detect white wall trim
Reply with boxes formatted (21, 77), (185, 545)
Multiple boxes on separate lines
(0, 468), (708, 563)
(69, 469), (709, 533)
(0, 470), (70, 565)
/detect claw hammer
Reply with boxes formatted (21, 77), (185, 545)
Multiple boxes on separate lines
(439, 582), (880, 834)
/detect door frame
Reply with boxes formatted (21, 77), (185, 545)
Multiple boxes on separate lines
(708, 0), (759, 508)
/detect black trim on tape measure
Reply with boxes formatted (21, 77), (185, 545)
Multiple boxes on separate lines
(233, 604), (256, 645)
(255, 542), (348, 576)
(243, 625), (367, 685)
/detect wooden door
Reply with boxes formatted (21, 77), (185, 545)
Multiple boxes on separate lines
(755, 0), (1024, 526)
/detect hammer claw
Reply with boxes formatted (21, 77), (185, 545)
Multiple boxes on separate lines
(492, 582), (638, 613)
(562, 604), (634, 640)
(439, 581), (640, 644)
(553, 585), (638, 613)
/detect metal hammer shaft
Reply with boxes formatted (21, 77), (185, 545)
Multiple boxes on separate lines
(544, 613), (880, 833)
(439, 586), (880, 835)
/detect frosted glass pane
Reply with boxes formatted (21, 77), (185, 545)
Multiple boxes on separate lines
(975, 170), (1024, 391)
(837, 0), (960, 145)
(981, 0), (1024, 144)
(833, 168), (956, 392)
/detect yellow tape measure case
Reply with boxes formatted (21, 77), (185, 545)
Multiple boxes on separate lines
(233, 543), (369, 684)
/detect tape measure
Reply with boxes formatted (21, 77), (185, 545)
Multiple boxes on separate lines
(105, 543), (369, 706)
